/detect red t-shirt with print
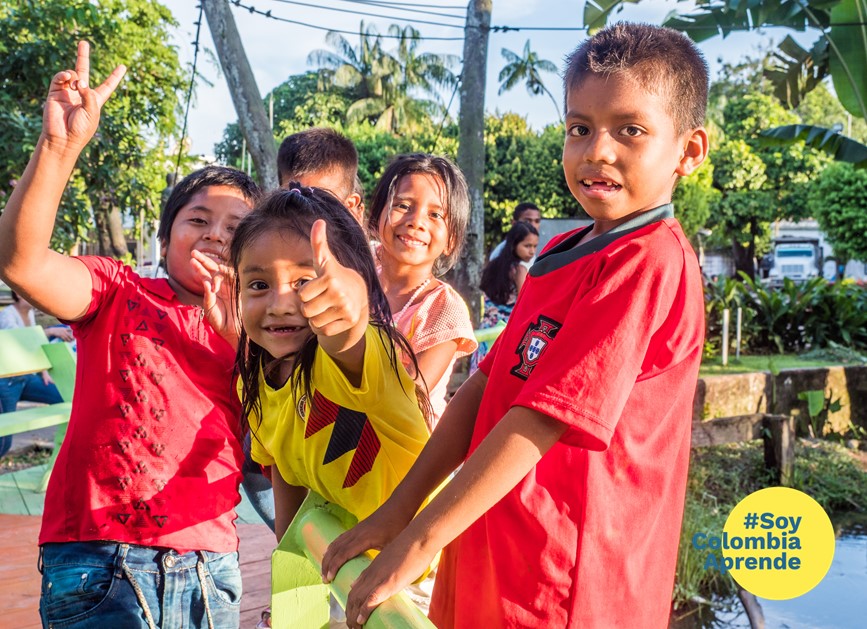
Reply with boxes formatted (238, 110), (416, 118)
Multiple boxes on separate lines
(39, 257), (243, 553)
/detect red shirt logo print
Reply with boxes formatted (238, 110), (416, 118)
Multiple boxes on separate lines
(511, 315), (562, 380)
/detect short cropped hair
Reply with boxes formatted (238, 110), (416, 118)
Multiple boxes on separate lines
(277, 128), (359, 198)
(513, 202), (540, 222)
(564, 22), (709, 133)
(157, 166), (260, 244)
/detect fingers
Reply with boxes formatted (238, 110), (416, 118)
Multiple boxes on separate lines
(310, 219), (332, 277)
(346, 582), (391, 628)
(322, 532), (365, 583)
(93, 63), (127, 107)
(75, 41), (90, 90)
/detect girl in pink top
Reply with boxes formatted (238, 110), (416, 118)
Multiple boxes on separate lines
(368, 154), (477, 427)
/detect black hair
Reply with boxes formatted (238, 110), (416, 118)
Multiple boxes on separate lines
(480, 222), (538, 306)
(513, 202), (540, 222)
(563, 22), (709, 133)
(231, 185), (432, 436)
(277, 128), (359, 199)
(156, 165), (260, 245)
(367, 153), (470, 276)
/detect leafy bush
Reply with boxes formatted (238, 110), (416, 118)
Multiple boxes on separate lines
(703, 276), (867, 355)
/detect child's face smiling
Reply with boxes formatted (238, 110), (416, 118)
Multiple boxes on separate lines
(562, 73), (707, 236)
(377, 173), (450, 274)
(162, 185), (251, 305)
(239, 230), (315, 371)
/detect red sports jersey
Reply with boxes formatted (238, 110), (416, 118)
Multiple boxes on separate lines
(429, 206), (705, 628)
(40, 257), (243, 553)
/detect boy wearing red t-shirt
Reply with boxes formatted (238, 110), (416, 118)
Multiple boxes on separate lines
(0, 44), (260, 628)
(322, 22), (710, 628)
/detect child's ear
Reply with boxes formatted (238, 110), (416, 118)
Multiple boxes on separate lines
(159, 238), (168, 259)
(675, 127), (709, 177)
(344, 193), (364, 226)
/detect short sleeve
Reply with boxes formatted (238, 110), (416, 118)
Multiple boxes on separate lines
(513, 234), (690, 450)
(405, 283), (477, 357)
(67, 256), (125, 328)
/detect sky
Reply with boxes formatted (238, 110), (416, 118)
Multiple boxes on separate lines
(161, 0), (810, 158)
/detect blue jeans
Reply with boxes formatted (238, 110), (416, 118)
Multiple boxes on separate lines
(241, 432), (275, 532)
(39, 541), (241, 629)
(0, 373), (63, 457)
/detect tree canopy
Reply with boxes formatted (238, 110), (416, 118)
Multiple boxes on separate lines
(0, 0), (187, 256)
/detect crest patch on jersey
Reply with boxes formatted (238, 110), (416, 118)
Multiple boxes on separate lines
(511, 315), (562, 380)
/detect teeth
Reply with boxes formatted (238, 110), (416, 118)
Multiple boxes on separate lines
(582, 179), (617, 187)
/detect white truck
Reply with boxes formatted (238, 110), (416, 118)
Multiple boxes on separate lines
(765, 236), (823, 286)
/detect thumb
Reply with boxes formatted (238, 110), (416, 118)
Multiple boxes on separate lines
(310, 219), (334, 277)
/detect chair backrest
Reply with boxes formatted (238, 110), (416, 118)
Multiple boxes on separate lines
(0, 326), (76, 402)
(0, 326), (52, 377)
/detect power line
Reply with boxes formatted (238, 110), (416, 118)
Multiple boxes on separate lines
(338, 0), (465, 19)
(269, 0), (463, 29)
(176, 2), (204, 180)
(231, 0), (466, 39)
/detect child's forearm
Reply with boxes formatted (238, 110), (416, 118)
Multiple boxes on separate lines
(379, 369), (488, 522)
(398, 405), (565, 554)
(272, 466), (309, 543)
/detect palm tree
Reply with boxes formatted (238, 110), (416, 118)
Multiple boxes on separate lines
(308, 23), (458, 134)
(498, 40), (562, 122)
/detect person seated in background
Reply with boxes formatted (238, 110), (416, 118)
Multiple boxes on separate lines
(0, 291), (70, 457)
(488, 202), (542, 262)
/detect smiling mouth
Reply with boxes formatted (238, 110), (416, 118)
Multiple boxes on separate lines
(397, 235), (427, 248)
(198, 251), (226, 264)
(581, 179), (622, 191)
(264, 325), (306, 334)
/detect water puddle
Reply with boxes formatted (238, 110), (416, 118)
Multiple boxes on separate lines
(671, 515), (867, 628)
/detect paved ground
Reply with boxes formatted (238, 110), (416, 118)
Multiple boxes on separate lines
(5, 426), (56, 454)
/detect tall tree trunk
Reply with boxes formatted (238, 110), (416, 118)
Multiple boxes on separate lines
(203, 0), (278, 190)
(452, 0), (492, 326)
(94, 203), (129, 259)
(732, 238), (756, 279)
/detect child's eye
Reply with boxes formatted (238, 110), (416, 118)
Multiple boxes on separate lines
(248, 280), (268, 291)
(429, 211), (446, 221)
(295, 277), (314, 289)
(568, 125), (589, 137)
(392, 202), (411, 213)
(189, 217), (207, 225)
(622, 126), (644, 137)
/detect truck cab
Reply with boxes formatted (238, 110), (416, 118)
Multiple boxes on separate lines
(765, 236), (823, 287)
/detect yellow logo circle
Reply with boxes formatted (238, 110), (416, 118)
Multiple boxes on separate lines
(722, 487), (835, 600)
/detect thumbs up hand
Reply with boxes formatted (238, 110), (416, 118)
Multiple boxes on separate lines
(299, 220), (369, 374)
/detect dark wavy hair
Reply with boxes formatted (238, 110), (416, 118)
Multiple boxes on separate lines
(157, 165), (260, 245)
(480, 222), (538, 306)
(231, 185), (432, 437)
(367, 153), (469, 276)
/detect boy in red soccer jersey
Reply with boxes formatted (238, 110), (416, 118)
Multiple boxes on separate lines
(322, 22), (710, 628)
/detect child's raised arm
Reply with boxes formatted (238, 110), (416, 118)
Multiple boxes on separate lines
(0, 42), (126, 321)
(299, 219), (369, 384)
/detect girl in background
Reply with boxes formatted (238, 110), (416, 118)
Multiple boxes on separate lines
(475, 222), (539, 364)
(368, 154), (477, 428)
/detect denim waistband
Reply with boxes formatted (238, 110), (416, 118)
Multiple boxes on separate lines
(40, 541), (234, 573)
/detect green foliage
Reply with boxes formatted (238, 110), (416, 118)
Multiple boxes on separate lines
(498, 40), (562, 122)
(672, 156), (719, 239)
(307, 22), (457, 134)
(797, 389), (843, 437)
(0, 0), (186, 254)
(809, 162), (867, 262)
(703, 275), (867, 355)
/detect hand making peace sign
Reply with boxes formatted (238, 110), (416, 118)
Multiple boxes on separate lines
(42, 41), (126, 153)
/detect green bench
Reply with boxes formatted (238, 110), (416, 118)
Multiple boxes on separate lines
(271, 491), (434, 629)
(0, 326), (75, 491)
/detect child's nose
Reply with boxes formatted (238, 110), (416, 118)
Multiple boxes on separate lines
(269, 287), (301, 314)
(584, 131), (616, 164)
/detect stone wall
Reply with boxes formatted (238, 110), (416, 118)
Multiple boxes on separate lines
(694, 365), (867, 434)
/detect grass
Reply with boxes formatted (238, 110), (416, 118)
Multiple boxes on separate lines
(699, 354), (847, 376)
(0, 444), (52, 475)
(674, 439), (867, 609)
